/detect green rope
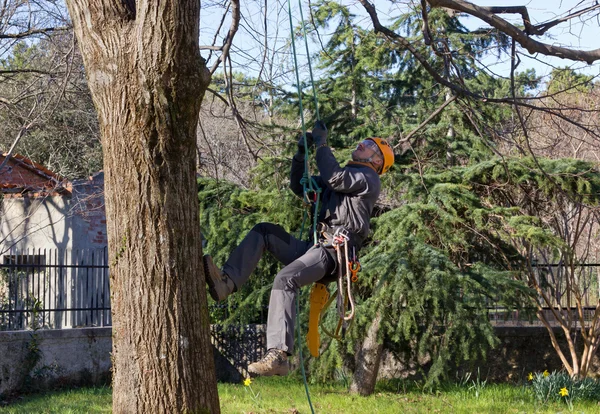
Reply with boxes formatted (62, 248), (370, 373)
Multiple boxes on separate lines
(286, 0), (321, 244)
(297, 0), (320, 121)
(295, 286), (314, 414)
(288, 0), (321, 414)
(287, 0), (324, 412)
(296, 204), (315, 414)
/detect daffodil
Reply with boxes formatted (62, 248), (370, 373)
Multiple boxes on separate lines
(543, 370), (549, 377)
(559, 387), (569, 397)
(527, 372), (533, 381)
(244, 377), (252, 386)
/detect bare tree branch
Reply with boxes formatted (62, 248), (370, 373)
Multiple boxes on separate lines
(531, 3), (600, 36)
(427, 0), (600, 64)
(0, 102), (39, 174)
(0, 26), (70, 39)
(210, 0), (240, 74)
(357, 0), (600, 142)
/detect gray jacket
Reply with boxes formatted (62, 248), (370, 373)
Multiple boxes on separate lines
(290, 146), (381, 248)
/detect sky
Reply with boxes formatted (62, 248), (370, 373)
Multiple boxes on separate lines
(457, 0), (600, 79)
(199, 0), (600, 86)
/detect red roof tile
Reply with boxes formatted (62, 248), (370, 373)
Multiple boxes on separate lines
(0, 153), (71, 196)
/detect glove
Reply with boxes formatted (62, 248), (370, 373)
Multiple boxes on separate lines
(297, 132), (313, 154)
(312, 120), (328, 148)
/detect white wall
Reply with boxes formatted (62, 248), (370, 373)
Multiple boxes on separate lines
(0, 195), (81, 253)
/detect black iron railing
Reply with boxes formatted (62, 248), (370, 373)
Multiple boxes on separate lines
(0, 247), (111, 331)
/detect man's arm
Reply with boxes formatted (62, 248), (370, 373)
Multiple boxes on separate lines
(311, 120), (368, 194)
(316, 147), (368, 194)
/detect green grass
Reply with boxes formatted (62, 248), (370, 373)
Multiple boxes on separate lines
(0, 386), (112, 414)
(1, 378), (600, 413)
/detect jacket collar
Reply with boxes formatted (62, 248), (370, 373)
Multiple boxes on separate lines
(347, 160), (378, 173)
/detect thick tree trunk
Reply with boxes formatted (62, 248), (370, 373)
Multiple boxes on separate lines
(349, 312), (383, 396)
(65, 2), (219, 413)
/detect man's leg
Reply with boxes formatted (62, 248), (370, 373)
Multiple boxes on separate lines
(205, 222), (310, 301)
(222, 222), (311, 289)
(266, 245), (334, 353)
(249, 245), (334, 376)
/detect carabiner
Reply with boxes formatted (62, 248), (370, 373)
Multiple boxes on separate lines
(349, 260), (360, 283)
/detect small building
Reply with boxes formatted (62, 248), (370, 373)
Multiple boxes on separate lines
(0, 153), (107, 254)
(0, 153), (109, 330)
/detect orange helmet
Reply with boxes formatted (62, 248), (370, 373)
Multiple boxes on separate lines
(366, 137), (394, 175)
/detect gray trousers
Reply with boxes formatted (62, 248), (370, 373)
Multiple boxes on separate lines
(222, 222), (335, 353)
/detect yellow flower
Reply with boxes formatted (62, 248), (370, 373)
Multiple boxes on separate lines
(559, 387), (569, 397)
(527, 372), (533, 381)
(543, 370), (549, 377)
(243, 378), (252, 387)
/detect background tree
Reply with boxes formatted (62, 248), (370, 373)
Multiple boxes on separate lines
(0, 37), (101, 177)
(198, 72), (295, 188)
(0, 1), (101, 178)
(525, 69), (599, 161)
(64, 1), (218, 412)
(475, 157), (600, 378)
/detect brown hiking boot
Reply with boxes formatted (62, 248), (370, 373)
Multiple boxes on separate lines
(248, 349), (289, 377)
(203, 255), (235, 302)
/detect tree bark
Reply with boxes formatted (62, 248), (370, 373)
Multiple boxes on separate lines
(65, 1), (218, 412)
(350, 312), (383, 396)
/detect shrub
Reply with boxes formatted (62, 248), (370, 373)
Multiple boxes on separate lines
(529, 370), (600, 404)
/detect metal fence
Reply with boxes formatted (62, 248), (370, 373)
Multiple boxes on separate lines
(0, 247), (111, 331)
(211, 324), (266, 378)
(2, 251), (599, 334)
(487, 263), (600, 327)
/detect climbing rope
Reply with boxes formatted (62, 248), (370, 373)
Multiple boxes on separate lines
(286, 0), (322, 241)
(317, 233), (357, 343)
(335, 235), (356, 322)
(295, 202), (315, 414)
(287, 0), (361, 411)
(286, 0), (320, 412)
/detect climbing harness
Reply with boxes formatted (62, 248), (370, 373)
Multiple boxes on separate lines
(305, 225), (361, 357)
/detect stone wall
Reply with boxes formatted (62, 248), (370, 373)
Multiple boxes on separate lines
(0, 325), (259, 398)
(475, 327), (599, 382)
(1, 325), (598, 399)
(377, 326), (600, 383)
(0, 328), (111, 399)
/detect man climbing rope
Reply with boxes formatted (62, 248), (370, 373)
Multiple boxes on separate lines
(203, 120), (394, 376)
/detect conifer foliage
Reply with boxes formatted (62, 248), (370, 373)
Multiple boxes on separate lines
(332, 156), (600, 388)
